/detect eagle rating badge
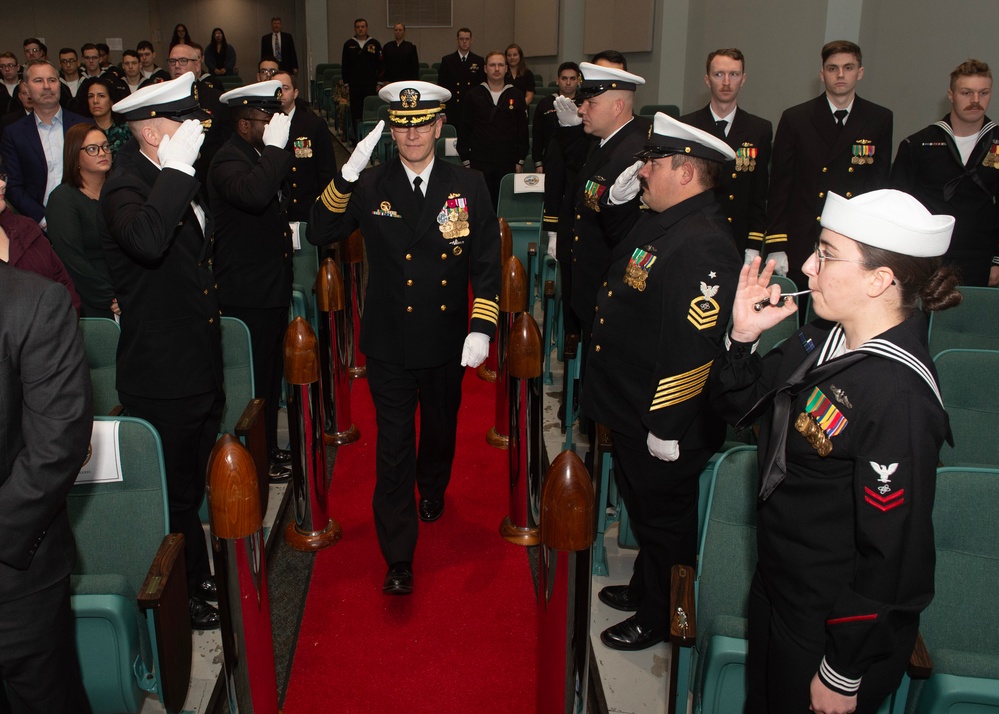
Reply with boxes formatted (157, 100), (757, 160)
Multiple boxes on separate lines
(687, 280), (720, 330)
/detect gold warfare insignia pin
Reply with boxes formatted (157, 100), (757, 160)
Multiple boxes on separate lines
(380, 201), (391, 212)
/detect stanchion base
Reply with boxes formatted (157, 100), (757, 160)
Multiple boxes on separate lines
(486, 427), (509, 450)
(285, 518), (342, 551)
(477, 364), (497, 382)
(324, 423), (360, 446)
(348, 365), (367, 379)
(499, 516), (539, 546)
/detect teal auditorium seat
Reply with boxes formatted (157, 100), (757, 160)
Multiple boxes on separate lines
(435, 137), (463, 165)
(79, 317), (121, 415)
(902, 467), (999, 713)
(757, 274), (801, 355)
(928, 285), (999, 357)
(496, 173), (544, 303)
(291, 224), (320, 334)
(362, 94), (383, 122)
(933, 349), (999, 468)
(68, 416), (191, 714)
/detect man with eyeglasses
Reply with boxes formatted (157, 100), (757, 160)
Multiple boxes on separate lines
(0, 53), (21, 114)
(21, 38), (46, 73)
(256, 57), (280, 82)
(681, 48), (772, 261)
(57, 48), (83, 99)
(0, 60), (85, 226)
(209, 81), (294, 480)
(167, 43), (229, 184)
(309, 81), (500, 596)
(80, 44), (100, 79)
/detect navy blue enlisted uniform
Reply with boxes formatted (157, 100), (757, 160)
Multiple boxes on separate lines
(285, 100), (336, 222)
(309, 81), (500, 582)
(582, 113), (741, 649)
(341, 35), (382, 138)
(209, 80), (293, 463)
(99, 73), (224, 627)
(458, 83), (529, 207)
(891, 115), (999, 286)
(681, 105), (772, 253)
(766, 95), (892, 288)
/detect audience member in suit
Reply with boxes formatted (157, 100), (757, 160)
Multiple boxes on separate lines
(0, 261), (93, 714)
(47, 123), (117, 318)
(458, 51), (529, 208)
(273, 71), (336, 222)
(309, 82), (500, 596)
(261, 17), (298, 75)
(342, 18), (382, 142)
(0, 60), (87, 226)
(381, 23), (420, 83)
(766, 40), (892, 290)
(680, 48), (773, 259)
(436, 28), (485, 139)
(532, 61), (579, 174)
(99, 73), (225, 630)
(0, 53), (22, 113)
(0, 172), (81, 314)
(209, 81), (294, 477)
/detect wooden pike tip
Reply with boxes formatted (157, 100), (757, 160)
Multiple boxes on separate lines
(207, 434), (262, 540)
(540, 450), (594, 552)
(507, 313), (543, 379)
(315, 257), (345, 312)
(283, 317), (320, 384)
(345, 228), (365, 264)
(500, 255), (528, 313)
(498, 217), (512, 265)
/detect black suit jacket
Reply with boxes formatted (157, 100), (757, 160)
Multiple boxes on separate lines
(99, 146), (224, 399)
(0, 263), (92, 601)
(381, 40), (419, 82)
(767, 94), (892, 285)
(681, 105), (773, 253)
(208, 133), (293, 309)
(310, 159), (500, 369)
(261, 32), (298, 73)
(285, 103), (336, 222)
(437, 51), (485, 119)
(0, 109), (88, 222)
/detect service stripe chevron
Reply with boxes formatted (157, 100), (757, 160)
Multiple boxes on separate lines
(650, 360), (713, 410)
(471, 298), (500, 324)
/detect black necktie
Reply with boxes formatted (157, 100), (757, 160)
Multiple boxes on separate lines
(413, 176), (425, 212)
(715, 119), (728, 137)
(834, 109), (848, 128)
(461, 55), (466, 64)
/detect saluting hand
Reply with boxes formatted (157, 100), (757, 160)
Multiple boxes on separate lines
(262, 111), (292, 148)
(157, 118), (205, 172)
(342, 119), (385, 182)
(608, 160), (643, 205)
(554, 95), (581, 127)
(729, 257), (799, 345)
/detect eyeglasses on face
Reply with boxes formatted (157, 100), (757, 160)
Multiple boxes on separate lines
(60, 58), (78, 64)
(258, 68), (278, 76)
(0, 63), (16, 70)
(167, 57), (197, 66)
(25, 47), (42, 55)
(390, 123), (436, 135)
(812, 242), (869, 273)
(81, 143), (112, 156)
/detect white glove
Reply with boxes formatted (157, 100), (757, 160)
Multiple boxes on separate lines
(157, 119), (205, 172)
(767, 251), (789, 277)
(744, 248), (760, 265)
(608, 160), (643, 205)
(647, 433), (680, 462)
(554, 95), (582, 127)
(546, 231), (557, 260)
(262, 112), (291, 148)
(460, 332), (490, 368)
(341, 119), (384, 182)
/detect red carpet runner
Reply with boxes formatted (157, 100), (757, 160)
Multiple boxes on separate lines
(282, 369), (538, 713)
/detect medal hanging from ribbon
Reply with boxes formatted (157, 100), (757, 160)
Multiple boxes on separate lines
(583, 180), (606, 211)
(438, 197), (470, 239)
(794, 387), (848, 456)
(623, 248), (656, 291)
(736, 145), (758, 172)
(983, 142), (999, 169)
(851, 140), (875, 165)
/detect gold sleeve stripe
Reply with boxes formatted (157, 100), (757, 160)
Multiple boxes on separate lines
(320, 184), (351, 213)
(765, 233), (788, 244)
(650, 360), (713, 411)
(748, 231), (764, 239)
(543, 215), (558, 225)
(471, 298), (500, 324)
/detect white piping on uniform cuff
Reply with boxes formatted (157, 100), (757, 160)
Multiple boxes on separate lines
(818, 656), (861, 695)
(724, 333), (759, 354)
(991, 255), (999, 265)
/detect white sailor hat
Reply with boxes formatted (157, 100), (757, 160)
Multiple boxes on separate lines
(112, 72), (210, 122)
(820, 190), (954, 257)
(220, 80), (283, 113)
(577, 62), (646, 99)
(378, 81), (451, 127)
(635, 112), (737, 163)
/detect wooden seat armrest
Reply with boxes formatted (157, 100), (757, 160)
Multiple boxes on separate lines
(108, 404), (124, 417)
(137, 533), (192, 713)
(563, 333), (579, 360)
(908, 631), (933, 679)
(235, 398), (268, 510)
(669, 564), (697, 647)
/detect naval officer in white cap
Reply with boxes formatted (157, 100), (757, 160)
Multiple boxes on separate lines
(309, 80), (500, 596)
(581, 112), (742, 650)
(713, 189), (960, 712)
(99, 71), (224, 630)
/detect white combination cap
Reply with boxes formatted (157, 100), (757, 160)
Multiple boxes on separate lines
(577, 62), (645, 98)
(636, 112), (737, 163)
(112, 72), (209, 122)
(378, 81), (451, 127)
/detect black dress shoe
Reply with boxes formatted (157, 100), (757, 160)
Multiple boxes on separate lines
(268, 462), (292, 483)
(189, 597), (221, 630)
(600, 616), (663, 651)
(269, 448), (292, 465)
(598, 584), (640, 612)
(194, 577), (218, 603)
(418, 498), (444, 522)
(382, 562), (413, 595)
